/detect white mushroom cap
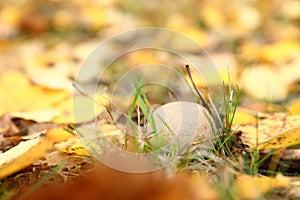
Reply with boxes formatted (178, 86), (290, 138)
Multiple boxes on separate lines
(146, 101), (215, 153)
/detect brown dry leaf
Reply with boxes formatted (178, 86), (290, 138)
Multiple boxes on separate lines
(0, 113), (19, 136)
(0, 136), (53, 179)
(0, 71), (70, 115)
(21, 164), (220, 200)
(33, 151), (89, 170)
(238, 114), (300, 149)
(233, 174), (290, 199)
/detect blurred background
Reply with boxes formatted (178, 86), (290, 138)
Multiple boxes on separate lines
(0, 0), (300, 111)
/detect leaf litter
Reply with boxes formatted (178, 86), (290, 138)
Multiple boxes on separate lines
(0, 0), (299, 199)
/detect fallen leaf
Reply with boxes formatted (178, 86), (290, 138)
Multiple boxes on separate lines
(199, 4), (225, 30)
(231, 111), (256, 126)
(26, 63), (74, 92)
(0, 71), (70, 115)
(199, 1), (261, 36)
(0, 136), (53, 179)
(20, 122), (58, 140)
(54, 124), (121, 157)
(20, 164), (220, 200)
(240, 66), (290, 101)
(23, 43), (75, 92)
(45, 127), (75, 143)
(240, 40), (300, 64)
(10, 109), (58, 123)
(81, 6), (106, 29)
(0, 137), (40, 166)
(9, 94), (109, 124)
(166, 14), (208, 47)
(256, 128), (300, 150)
(259, 40), (300, 64)
(238, 114), (300, 149)
(56, 137), (90, 157)
(0, 113), (19, 137)
(33, 151), (90, 169)
(233, 174), (290, 199)
(288, 98), (300, 115)
(127, 50), (158, 67)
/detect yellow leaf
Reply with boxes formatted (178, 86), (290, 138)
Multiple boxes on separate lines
(0, 137), (53, 179)
(0, 71), (70, 115)
(26, 63), (74, 92)
(260, 40), (300, 63)
(62, 143), (90, 156)
(81, 6), (106, 29)
(0, 6), (21, 27)
(127, 50), (158, 67)
(256, 127), (300, 150)
(234, 174), (290, 199)
(55, 124), (121, 157)
(56, 137), (90, 157)
(166, 14), (207, 47)
(240, 40), (300, 64)
(10, 94), (109, 124)
(239, 114), (300, 149)
(0, 71), (30, 89)
(232, 111), (256, 126)
(10, 109), (58, 123)
(288, 99), (300, 115)
(240, 66), (289, 101)
(200, 5), (225, 30)
(45, 127), (75, 143)
(177, 27), (207, 47)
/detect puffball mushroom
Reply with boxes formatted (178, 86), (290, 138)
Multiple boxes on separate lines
(146, 101), (216, 154)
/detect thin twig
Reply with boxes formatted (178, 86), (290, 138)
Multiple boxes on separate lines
(185, 65), (224, 131)
(185, 65), (211, 114)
